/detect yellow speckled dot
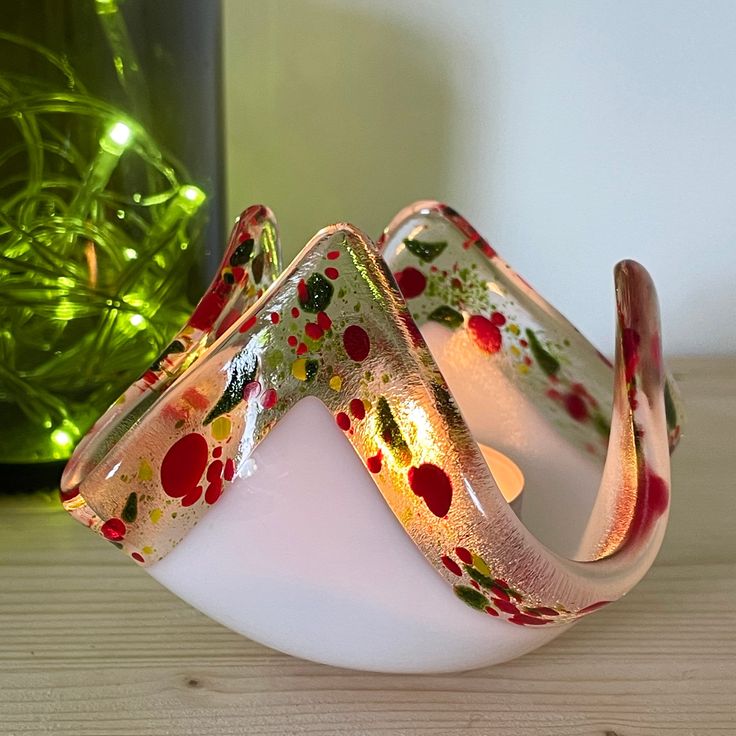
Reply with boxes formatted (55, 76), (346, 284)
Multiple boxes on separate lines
(510, 345), (521, 357)
(149, 508), (162, 524)
(517, 363), (529, 374)
(292, 358), (307, 381)
(211, 415), (231, 441)
(138, 459), (153, 481)
(329, 375), (342, 391)
(399, 506), (414, 526)
(508, 323), (520, 335)
(473, 554), (492, 577)
(142, 546), (153, 555)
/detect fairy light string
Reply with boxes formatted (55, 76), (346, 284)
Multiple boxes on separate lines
(0, 22), (207, 463)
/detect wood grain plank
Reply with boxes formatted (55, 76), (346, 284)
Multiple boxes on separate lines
(1, 357), (734, 736)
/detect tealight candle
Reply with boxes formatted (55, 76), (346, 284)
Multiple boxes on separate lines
(477, 443), (524, 509)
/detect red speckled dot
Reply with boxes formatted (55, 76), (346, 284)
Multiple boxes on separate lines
(490, 311), (506, 326)
(205, 478), (224, 505)
(132, 552), (145, 563)
(349, 398), (365, 419)
(493, 598), (520, 615)
(454, 547), (473, 565)
(141, 369), (158, 386)
(206, 459), (224, 482)
(60, 486), (80, 503)
(343, 325), (370, 362)
(288, 335), (298, 347)
(564, 393), (588, 421)
(336, 412), (351, 431)
(261, 389), (278, 409)
(244, 381), (261, 400)
(622, 328), (641, 383)
(510, 613), (548, 626)
(189, 290), (225, 331)
(317, 311), (332, 331)
(327, 250), (340, 260)
(532, 607), (559, 617)
(161, 433), (209, 499)
(297, 279), (308, 303)
(181, 487), (202, 507)
(224, 457), (235, 482)
(305, 322), (324, 340)
(367, 450), (382, 474)
(394, 267), (426, 299)
(408, 463), (453, 517)
(239, 315), (257, 333)
(400, 311), (424, 347)
(441, 555), (462, 576)
(213, 446), (223, 458)
(296, 342), (308, 356)
(101, 518), (126, 541)
(183, 387), (210, 411)
(467, 315), (502, 354)
(521, 608), (543, 618)
(291, 306), (300, 318)
(325, 267), (339, 280)
(215, 309), (240, 337)
(579, 600), (611, 614)
(485, 606), (500, 617)
(270, 312), (280, 324)
(627, 467), (669, 543)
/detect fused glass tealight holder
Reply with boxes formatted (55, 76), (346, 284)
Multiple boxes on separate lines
(60, 201), (682, 673)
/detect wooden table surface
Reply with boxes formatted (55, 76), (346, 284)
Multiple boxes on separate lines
(1, 356), (734, 736)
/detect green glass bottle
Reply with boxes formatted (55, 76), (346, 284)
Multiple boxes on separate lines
(0, 0), (222, 489)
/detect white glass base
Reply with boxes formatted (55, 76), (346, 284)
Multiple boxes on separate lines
(149, 396), (570, 673)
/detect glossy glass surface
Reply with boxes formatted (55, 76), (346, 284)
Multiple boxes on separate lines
(62, 203), (682, 629)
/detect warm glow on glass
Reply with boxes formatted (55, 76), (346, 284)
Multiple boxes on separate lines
(477, 443), (524, 504)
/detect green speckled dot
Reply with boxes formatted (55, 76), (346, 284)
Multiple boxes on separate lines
(453, 584), (489, 611)
(464, 564), (496, 590)
(121, 492), (138, 524)
(299, 273), (333, 313)
(265, 350), (284, 370)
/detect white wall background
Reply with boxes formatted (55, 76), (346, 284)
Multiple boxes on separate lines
(224, 0), (736, 355)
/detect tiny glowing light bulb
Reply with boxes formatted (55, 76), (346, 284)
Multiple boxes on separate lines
(63, 120), (135, 249)
(181, 185), (206, 205)
(146, 184), (206, 239)
(51, 429), (73, 449)
(100, 121), (132, 156)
